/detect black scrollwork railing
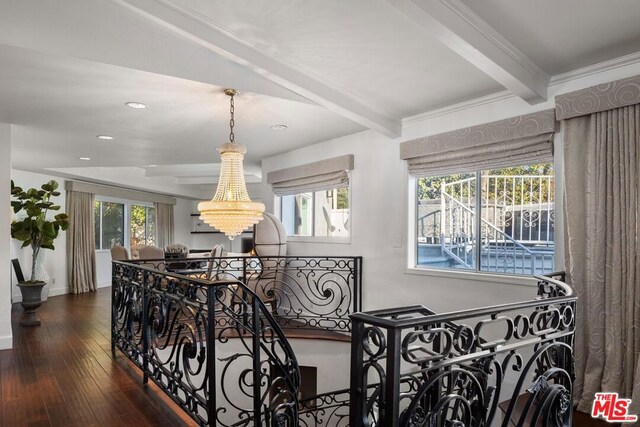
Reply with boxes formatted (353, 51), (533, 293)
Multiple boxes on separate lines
(112, 261), (302, 426)
(349, 272), (576, 427)
(125, 256), (363, 334)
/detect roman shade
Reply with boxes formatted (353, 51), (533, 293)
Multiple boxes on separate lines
(400, 109), (556, 176)
(267, 154), (354, 196)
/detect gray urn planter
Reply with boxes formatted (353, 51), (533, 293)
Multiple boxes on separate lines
(17, 281), (46, 326)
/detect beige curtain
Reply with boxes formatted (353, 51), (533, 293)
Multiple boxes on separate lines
(66, 191), (97, 294)
(563, 104), (640, 414)
(155, 202), (174, 250)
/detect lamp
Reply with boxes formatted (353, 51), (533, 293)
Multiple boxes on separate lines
(198, 89), (265, 239)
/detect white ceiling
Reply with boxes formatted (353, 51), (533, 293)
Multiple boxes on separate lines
(2, 45), (362, 171)
(180, 0), (503, 117)
(461, 0), (640, 74)
(1, 0), (640, 195)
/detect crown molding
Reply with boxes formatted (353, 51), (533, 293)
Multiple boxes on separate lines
(404, 51), (640, 128)
(549, 50), (640, 86)
(402, 90), (516, 125)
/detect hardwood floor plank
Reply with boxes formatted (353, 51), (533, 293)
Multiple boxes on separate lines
(1, 288), (196, 427)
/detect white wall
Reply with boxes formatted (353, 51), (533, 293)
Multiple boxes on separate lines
(257, 59), (640, 315)
(260, 131), (536, 314)
(1, 124), (13, 349)
(10, 169), (68, 302)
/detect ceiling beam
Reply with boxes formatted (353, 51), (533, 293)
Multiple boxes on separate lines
(111, 0), (401, 137)
(386, 0), (549, 104)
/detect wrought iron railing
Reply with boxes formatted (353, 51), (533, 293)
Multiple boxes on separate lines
(112, 260), (302, 425)
(349, 272), (576, 426)
(128, 256), (362, 334)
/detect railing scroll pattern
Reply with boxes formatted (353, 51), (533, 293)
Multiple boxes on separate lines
(112, 260), (301, 426)
(350, 273), (576, 427)
(129, 256), (362, 335)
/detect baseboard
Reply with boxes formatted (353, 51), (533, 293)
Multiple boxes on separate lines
(12, 283), (112, 302)
(0, 333), (13, 350)
(12, 286), (69, 304)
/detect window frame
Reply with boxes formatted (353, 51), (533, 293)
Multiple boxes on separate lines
(274, 185), (352, 244)
(406, 147), (564, 282)
(94, 196), (156, 252)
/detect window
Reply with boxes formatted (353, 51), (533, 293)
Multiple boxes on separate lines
(415, 164), (554, 276)
(94, 199), (156, 250)
(130, 205), (156, 247)
(94, 201), (125, 250)
(277, 187), (350, 238)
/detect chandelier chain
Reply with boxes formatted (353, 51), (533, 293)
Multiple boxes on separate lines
(229, 92), (235, 143)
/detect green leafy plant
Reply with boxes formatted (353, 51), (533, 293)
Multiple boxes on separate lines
(10, 180), (69, 283)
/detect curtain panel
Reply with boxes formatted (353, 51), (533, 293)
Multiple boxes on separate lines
(400, 109), (556, 176)
(66, 190), (97, 294)
(562, 103), (640, 415)
(267, 154), (353, 196)
(155, 202), (175, 250)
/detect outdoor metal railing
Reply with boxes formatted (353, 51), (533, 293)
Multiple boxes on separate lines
(428, 174), (555, 275)
(349, 272), (576, 427)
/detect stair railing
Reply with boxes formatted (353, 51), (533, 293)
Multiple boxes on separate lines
(349, 273), (576, 427)
(112, 260), (301, 426)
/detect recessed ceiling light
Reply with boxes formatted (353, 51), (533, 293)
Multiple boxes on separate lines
(96, 135), (114, 140)
(146, 164), (157, 168)
(271, 124), (288, 131)
(79, 157), (91, 161)
(125, 101), (147, 109)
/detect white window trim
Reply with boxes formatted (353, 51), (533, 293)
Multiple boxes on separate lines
(274, 181), (352, 243)
(406, 146), (563, 281)
(95, 195), (156, 252)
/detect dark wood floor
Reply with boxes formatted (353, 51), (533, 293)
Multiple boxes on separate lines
(1, 288), (196, 427)
(1, 288), (611, 426)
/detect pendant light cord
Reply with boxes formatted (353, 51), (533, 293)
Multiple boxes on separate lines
(229, 92), (235, 143)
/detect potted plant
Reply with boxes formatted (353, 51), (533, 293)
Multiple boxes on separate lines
(10, 180), (69, 326)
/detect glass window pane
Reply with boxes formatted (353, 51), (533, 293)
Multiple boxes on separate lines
(94, 201), (100, 250)
(280, 195), (296, 236)
(146, 206), (156, 246)
(280, 193), (313, 236)
(416, 173), (475, 271)
(314, 189), (350, 237)
(479, 164), (554, 275)
(130, 205), (147, 247)
(101, 202), (124, 249)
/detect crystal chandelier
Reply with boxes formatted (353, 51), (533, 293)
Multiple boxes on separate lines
(198, 89), (265, 239)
